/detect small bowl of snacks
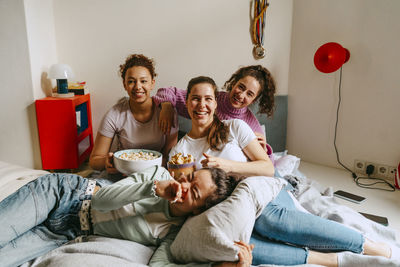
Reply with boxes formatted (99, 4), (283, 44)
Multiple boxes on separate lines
(113, 149), (162, 175)
(167, 153), (196, 179)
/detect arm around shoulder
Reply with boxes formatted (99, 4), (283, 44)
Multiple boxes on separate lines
(154, 87), (190, 118)
(241, 139), (274, 177)
(153, 87), (186, 109)
(230, 120), (274, 176)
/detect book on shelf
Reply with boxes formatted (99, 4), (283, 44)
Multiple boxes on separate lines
(68, 82), (89, 95)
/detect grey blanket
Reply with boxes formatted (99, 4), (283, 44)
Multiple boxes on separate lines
(21, 236), (154, 267)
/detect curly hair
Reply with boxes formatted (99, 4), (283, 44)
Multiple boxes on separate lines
(222, 65), (276, 117)
(186, 76), (229, 151)
(203, 168), (244, 210)
(119, 54), (157, 81)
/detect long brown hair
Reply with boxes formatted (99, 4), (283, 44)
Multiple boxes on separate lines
(202, 168), (244, 210)
(186, 76), (229, 151)
(223, 65), (276, 117)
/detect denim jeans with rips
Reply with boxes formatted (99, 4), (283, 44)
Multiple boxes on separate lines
(0, 173), (108, 267)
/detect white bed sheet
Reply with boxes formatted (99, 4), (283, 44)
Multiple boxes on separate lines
(0, 161), (48, 201)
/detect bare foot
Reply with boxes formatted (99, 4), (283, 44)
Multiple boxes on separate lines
(377, 242), (392, 258)
(363, 238), (391, 258)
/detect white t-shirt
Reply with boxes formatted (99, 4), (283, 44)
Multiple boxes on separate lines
(169, 119), (256, 170)
(99, 97), (178, 152)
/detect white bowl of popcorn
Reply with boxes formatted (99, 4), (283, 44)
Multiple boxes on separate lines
(113, 149), (163, 175)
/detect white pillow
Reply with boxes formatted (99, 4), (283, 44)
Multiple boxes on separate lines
(170, 176), (286, 263)
(0, 161), (49, 201)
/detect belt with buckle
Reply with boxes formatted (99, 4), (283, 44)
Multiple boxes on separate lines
(79, 179), (97, 234)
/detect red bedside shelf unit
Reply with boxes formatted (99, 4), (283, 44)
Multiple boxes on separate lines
(35, 94), (94, 170)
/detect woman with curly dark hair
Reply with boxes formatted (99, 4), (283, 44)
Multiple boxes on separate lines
(89, 54), (178, 178)
(153, 65), (276, 156)
(223, 65), (275, 117)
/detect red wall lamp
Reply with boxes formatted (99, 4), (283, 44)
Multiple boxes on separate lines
(314, 42), (350, 73)
(313, 42), (396, 191)
(313, 42), (355, 179)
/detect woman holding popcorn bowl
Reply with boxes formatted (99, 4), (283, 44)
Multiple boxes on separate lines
(89, 54), (178, 179)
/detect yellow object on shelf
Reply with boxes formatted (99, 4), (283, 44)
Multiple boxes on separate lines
(68, 82), (86, 89)
(69, 82), (88, 95)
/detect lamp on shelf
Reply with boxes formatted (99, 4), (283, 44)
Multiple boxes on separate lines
(49, 64), (75, 97)
(314, 42), (350, 73)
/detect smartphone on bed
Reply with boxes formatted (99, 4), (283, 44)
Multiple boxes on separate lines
(333, 190), (366, 204)
(359, 212), (389, 226)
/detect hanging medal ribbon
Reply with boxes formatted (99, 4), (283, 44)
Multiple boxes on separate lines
(252, 0), (269, 59)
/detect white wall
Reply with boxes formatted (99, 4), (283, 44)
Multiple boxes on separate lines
(287, 0), (400, 168)
(0, 0), (58, 168)
(52, 0), (293, 134)
(0, 0), (293, 169)
(3, 0), (399, 172)
(0, 0), (38, 168)
(24, 0), (58, 99)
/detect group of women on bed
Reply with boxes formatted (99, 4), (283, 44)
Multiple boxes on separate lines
(0, 54), (392, 267)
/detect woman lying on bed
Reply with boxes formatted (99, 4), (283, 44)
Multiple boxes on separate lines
(0, 166), (255, 267)
(89, 54), (178, 179)
(153, 65), (275, 154)
(149, 76), (392, 267)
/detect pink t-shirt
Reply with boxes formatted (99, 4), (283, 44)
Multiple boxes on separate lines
(98, 97), (178, 152)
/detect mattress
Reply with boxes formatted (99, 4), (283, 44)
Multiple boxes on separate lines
(0, 161), (48, 201)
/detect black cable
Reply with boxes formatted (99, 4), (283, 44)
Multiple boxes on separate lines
(333, 67), (357, 179)
(355, 175), (396, 191)
(334, 68), (395, 191)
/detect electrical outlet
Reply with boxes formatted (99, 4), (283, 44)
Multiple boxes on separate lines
(388, 166), (397, 180)
(377, 164), (389, 177)
(354, 159), (366, 174)
(354, 159), (396, 180)
(365, 162), (377, 176)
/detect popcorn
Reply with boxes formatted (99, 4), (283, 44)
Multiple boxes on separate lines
(118, 151), (160, 161)
(168, 153), (194, 165)
(168, 153), (196, 179)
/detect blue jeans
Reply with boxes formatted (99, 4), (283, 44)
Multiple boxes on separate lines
(0, 173), (102, 267)
(250, 188), (364, 265)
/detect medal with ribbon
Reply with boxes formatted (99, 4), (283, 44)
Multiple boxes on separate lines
(252, 0), (269, 59)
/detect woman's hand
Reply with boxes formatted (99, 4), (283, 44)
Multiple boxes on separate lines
(105, 152), (118, 174)
(201, 153), (233, 172)
(212, 241), (254, 267)
(235, 241), (254, 267)
(155, 179), (187, 203)
(158, 102), (175, 135)
(254, 132), (267, 151)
